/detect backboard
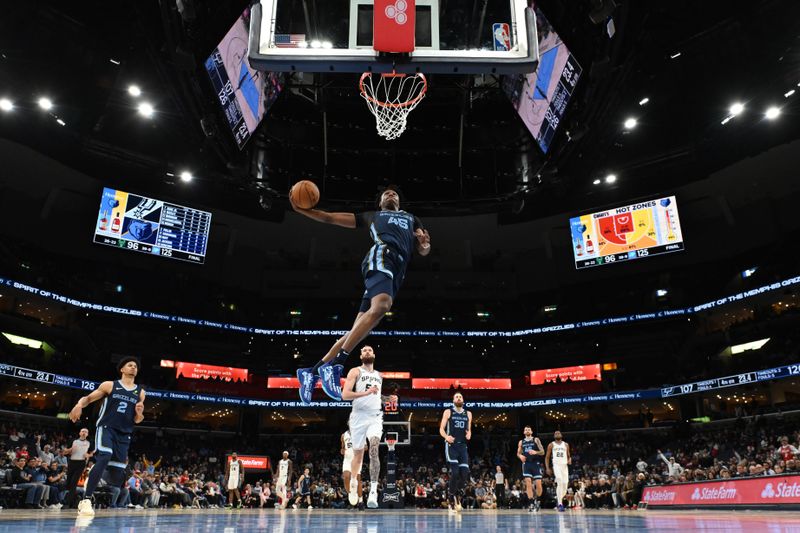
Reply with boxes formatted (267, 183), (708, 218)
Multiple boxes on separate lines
(248, 0), (538, 74)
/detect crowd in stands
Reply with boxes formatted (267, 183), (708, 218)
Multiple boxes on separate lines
(1, 410), (798, 512)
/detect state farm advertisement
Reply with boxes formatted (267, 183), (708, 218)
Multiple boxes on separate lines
(642, 475), (800, 506)
(227, 455), (270, 473)
(176, 362), (248, 382)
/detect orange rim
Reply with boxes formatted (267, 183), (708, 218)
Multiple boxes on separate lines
(359, 72), (428, 109)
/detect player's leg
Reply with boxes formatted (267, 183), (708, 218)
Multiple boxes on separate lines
(456, 445), (469, 511)
(555, 467), (568, 510)
(523, 475), (534, 512)
(446, 444), (459, 511)
(533, 477), (543, 512)
(366, 435), (382, 508)
(299, 312), (363, 403)
(349, 447), (366, 506)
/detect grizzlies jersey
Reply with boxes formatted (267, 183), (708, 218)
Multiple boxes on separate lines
(521, 437), (542, 463)
(351, 367), (383, 413)
(97, 380), (141, 433)
(447, 408), (469, 445)
(300, 474), (311, 494)
(357, 210), (423, 276)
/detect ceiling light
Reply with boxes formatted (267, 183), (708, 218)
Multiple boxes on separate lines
(784, 89), (795, 98)
(109, 58), (121, 65)
(128, 85), (142, 97)
(593, 178), (601, 185)
(0, 98), (13, 111)
(720, 116), (733, 125)
(310, 40), (321, 49)
(37, 97), (53, 110)
(56, 118), (66, 126)
(137, 102), (154, 118)
(179, 171), (193, 183)
(623, 117), (637, 129)
(765, 106), (780, 120)
(638, 97), (649, 106)
(729, 102), (744, 116)
(605, 174), (617, 183)
(322, 41), (333, 49)
(669, 52), (681, 59)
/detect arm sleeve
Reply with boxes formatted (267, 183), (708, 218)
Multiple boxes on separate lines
(355, 211), (375, 229)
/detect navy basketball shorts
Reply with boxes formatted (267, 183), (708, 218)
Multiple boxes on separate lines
(95, 425), (132, 468)
(523, 460), (543, 480)
(359, 247), (405, 312)
(445, 442), (470, 469)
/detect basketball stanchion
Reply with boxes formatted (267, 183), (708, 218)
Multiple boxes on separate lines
(381, 432), (403, 508)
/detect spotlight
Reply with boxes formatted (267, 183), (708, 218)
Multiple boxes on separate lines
(322, 41), (333, 49)
(638, 97), (649, 106)
(179, 171), (194, 183)
(128, 85), (142, 97)
(656, 289), (668, 298)
(0, 98), (13, 111)
(37, 97), (53, 110)
(310, 40), (321, 49)
(623, 117), (637, 130)
(765, 106), (780, 120)
(137, 102), (154, 118)
(784, 89), (795, 98)
(605, 174), (617, 183)
(109, 58), (121, 65)
(593, 179), (601, 185)
(56, 118), (66, 126)
(669, 52), (681, 59)
(729, 102), (744, 116)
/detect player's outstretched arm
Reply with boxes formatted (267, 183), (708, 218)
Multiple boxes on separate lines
(289, 195), (356, 228)
(69, 381), (113, 422)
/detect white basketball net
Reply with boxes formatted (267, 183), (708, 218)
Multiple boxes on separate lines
(359, 72), (427, 140)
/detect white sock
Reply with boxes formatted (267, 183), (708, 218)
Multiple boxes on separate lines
(370, 481), (378, 493)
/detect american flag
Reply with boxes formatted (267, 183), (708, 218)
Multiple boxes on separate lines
(274, 34), (306, 48)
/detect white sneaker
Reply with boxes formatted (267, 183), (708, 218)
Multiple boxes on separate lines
(367, 491), (378, 509)
(307, 506), (313, 510)
(127, 504), (135, 508)
(348, 480), (359, 506)
(292, 504), (298, 509)
(134, 505), (143, 510)
(78, 499), (95, 516)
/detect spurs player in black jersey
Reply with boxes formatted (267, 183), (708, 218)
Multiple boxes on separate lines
(292, 188), (431, 403)
(439, 392), (472, 512)
(69, 357), (145, 516)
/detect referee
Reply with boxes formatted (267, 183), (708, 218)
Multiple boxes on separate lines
(64, 428), (93, 508)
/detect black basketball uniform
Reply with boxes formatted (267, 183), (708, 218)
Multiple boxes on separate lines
(356, 210), (424, 312)
(94, 380), (141, 467)
(521, 437), (543, 480)
(445, 407), (470, 468)
(300, 474), (311, 496)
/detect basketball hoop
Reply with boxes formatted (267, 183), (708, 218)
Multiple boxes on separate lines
(359, 71), (427, 140)
(386, 438), (397, 451)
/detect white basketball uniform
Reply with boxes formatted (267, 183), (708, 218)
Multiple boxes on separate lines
(276, 458), (290, 490)
(348, 367), (383, 450)
(342, 430), (354, 473)
(552, 441), (570, 503)
(227, 460), (241, 490)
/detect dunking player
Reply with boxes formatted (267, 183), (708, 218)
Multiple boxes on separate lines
(69, 357), (145, 516)
(545, 431), (572, 512)
(341, 345), (397, 509)
(341, 429), (362, 507)
(517, 425), (545, 512)
(291, 188), (431, 403)
(273, 450), (292, 509)
(439, 392), (472, 512)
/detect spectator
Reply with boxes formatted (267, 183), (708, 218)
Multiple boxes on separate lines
(11, 457), (47, 508)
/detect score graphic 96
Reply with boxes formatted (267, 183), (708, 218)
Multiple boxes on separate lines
(93, 187), (212, 264)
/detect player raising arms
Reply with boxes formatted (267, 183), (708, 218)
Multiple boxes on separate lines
(545, 431), (572, 512)
(517, 425), (545, 513)
(291, 188), (431, 404)
(341, 345), (397, 509)
(439, 392), (472, 513)
(69, 357), (145, 516)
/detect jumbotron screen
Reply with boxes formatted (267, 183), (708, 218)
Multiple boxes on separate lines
(570, 196), (684, 269)
(93, 187), (212, 264)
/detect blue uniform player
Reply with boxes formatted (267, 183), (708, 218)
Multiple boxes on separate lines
(291, 188), (431, 403)
(69, 356), (145, 516)
(293, 468), (313, 509)
(517, 425), (545, 512)
(439, 392), (472, 512)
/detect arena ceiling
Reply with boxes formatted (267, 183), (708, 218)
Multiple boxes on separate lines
(0, 0), (799, 221)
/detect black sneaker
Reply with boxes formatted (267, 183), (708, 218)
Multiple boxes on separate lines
(357, 502), (365, 511)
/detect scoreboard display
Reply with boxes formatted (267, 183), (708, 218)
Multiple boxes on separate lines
(570, 196), (684, 269)
(93, 187), (212, 264)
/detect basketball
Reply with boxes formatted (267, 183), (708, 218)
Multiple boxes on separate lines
(291, 180), (320, 210)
